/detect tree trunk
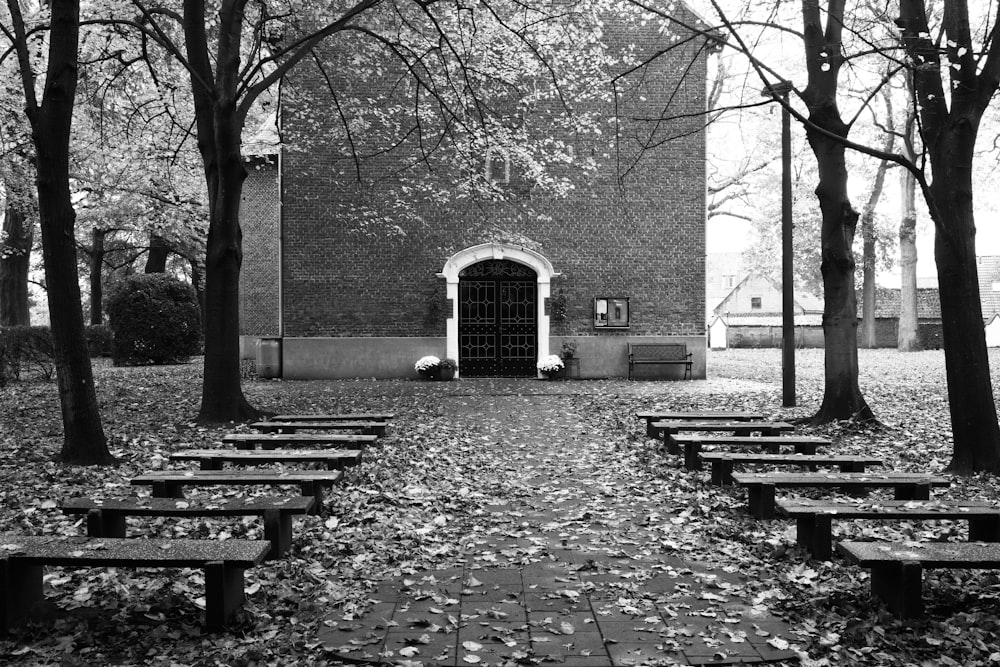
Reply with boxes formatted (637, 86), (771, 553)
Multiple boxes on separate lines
(144, 233), (170, 273)
(190, 255), (205, 323)
(858, 155), (891, 348)
(898, 164), (920, 351)
(0, 202), (32, 326)
(807, 124), (874, 423)
(89, 227), (105, 325)
(27, 0), (113, 464)
(799, 1), (875, 425)
(930, 147), (1000, 474)
(197, 150), (258, 423)
(895, 0), (1000, 473)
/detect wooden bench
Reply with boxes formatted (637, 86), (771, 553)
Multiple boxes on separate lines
(635, 411), (764, 438)
(699, 452), (881, 483)
(61, 496), (315, 560)
(778, 498), (1000, 560)
(251, 420), (388, 437)
(837, 541), (1000, 618)
(627, 343), (692, 380)
(222, 433), (378, 450)
(0, 534), (268, 631)
(730, 472), (951, 519)
(170, 449), (362, 471)
(271, 413), (394, 422)
(130, 470), (345, 512)
(654, 421), (795, 455)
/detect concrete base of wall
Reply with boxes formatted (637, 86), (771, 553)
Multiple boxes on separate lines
(241, 335), (707, 380)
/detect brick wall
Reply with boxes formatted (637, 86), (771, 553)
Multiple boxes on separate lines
(239, 156), (280, 336)
(265, 7), (709, 342)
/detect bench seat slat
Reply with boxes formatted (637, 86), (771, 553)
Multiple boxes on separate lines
(169, 449), (361, 470)
(251, 421), (387, 436)
(61, 496), (315, 516)
(635, 411), (764, 437)
(131, 470), (345, 485)
(271, 413), (394, 422)
(699, 453), (882, 484)
(0, 535), (268, 568)
(222, 434), (377, 450)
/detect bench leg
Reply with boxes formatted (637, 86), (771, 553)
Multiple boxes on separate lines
(794, 444), (817, 455)
(263, 509), (292, 560)
(710, 461), (724, 486)
(87, 509), (126, 538)
(839, 462), (866, 473)
(747, 484), (776, 519)
(764, 443), (780, 454)
(299, 482), (325, 513)
(811, 516), (833, 560)
(1, 560), (44, 633)
(684, 443), (702, 471)
(870, 562), (923, 618)
(200, 460), (224, 471)
(645, 418), (655, 439)
(665, 433), (680, 456)
(204, 561), (246, 631)
(719, 459), (734, 486)
(233, 442), (253, 451)
(367, 425), (386, 437)
(151, 481), (185, 498)
(969, 516), (1000, 542)
(895, 483), (931, 501)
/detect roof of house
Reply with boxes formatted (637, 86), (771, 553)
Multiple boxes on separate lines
(857, 286), (941, 319)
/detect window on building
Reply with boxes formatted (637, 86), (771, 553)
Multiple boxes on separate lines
(594, 297), (629, 328)
(485, 147), (510, 185)
(750, 296), (762, 310)
(723, 275), (735, 288)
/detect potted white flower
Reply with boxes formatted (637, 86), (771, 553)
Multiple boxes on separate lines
(537, 354), (565, 379)
(415, 355), (441, 380)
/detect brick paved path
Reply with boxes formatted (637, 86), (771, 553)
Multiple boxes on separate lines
(319, 388), (799, 666)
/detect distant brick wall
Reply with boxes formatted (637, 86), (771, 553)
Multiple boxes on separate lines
(260, 8), (708, 343)
(239, 156), (280, 336)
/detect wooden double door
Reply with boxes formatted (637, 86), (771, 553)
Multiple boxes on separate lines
(458, 260), (537, 377)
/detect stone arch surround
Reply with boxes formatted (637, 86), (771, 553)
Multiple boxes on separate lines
(438, 244), (560, 377)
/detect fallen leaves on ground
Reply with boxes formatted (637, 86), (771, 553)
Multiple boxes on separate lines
(0, 349), (999, 666)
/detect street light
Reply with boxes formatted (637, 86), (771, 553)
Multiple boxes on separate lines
(761, 80), (795, 407)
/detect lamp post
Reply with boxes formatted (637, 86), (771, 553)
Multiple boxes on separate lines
(762, 81), (795, 407)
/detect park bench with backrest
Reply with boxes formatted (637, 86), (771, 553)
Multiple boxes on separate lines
(0, 534), (268, 631)
(635, 411), (764, 438)
(730, 471), (951, 519)
(778, 498), (1000, 560)
(837, 540), (1000, 618)
(271, 413), (395, 422)
(699, 452), (882, 483)
(627, 343), (693, 380)
(170, 448), (362, 471)
(130, 469), (344, 511)
(222, 433), (378, 450)
(61, 496), (315, 560)
(251, 420), (388, 437)
(654, 421), (795, 455)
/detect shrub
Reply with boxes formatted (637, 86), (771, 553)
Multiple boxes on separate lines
(0, 326), (55, 384)
(106, 274), (202, 365)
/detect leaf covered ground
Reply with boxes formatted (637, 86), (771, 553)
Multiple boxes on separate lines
(2, 348), (1000, 666)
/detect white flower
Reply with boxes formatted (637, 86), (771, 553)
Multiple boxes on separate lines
(536, 354), (565, 373)
(415, 355), (441, 372)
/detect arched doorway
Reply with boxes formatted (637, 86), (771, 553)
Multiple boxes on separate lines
(438, 244), (559, 378)
(459, 260), (537, 377)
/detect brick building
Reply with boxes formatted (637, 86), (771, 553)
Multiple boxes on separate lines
(240, 6), (713, 379)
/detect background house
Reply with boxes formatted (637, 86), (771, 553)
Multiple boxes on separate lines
(240, 6), (714, 380)
(709, 272), (824, 348)
(856, 285), (943, 349)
